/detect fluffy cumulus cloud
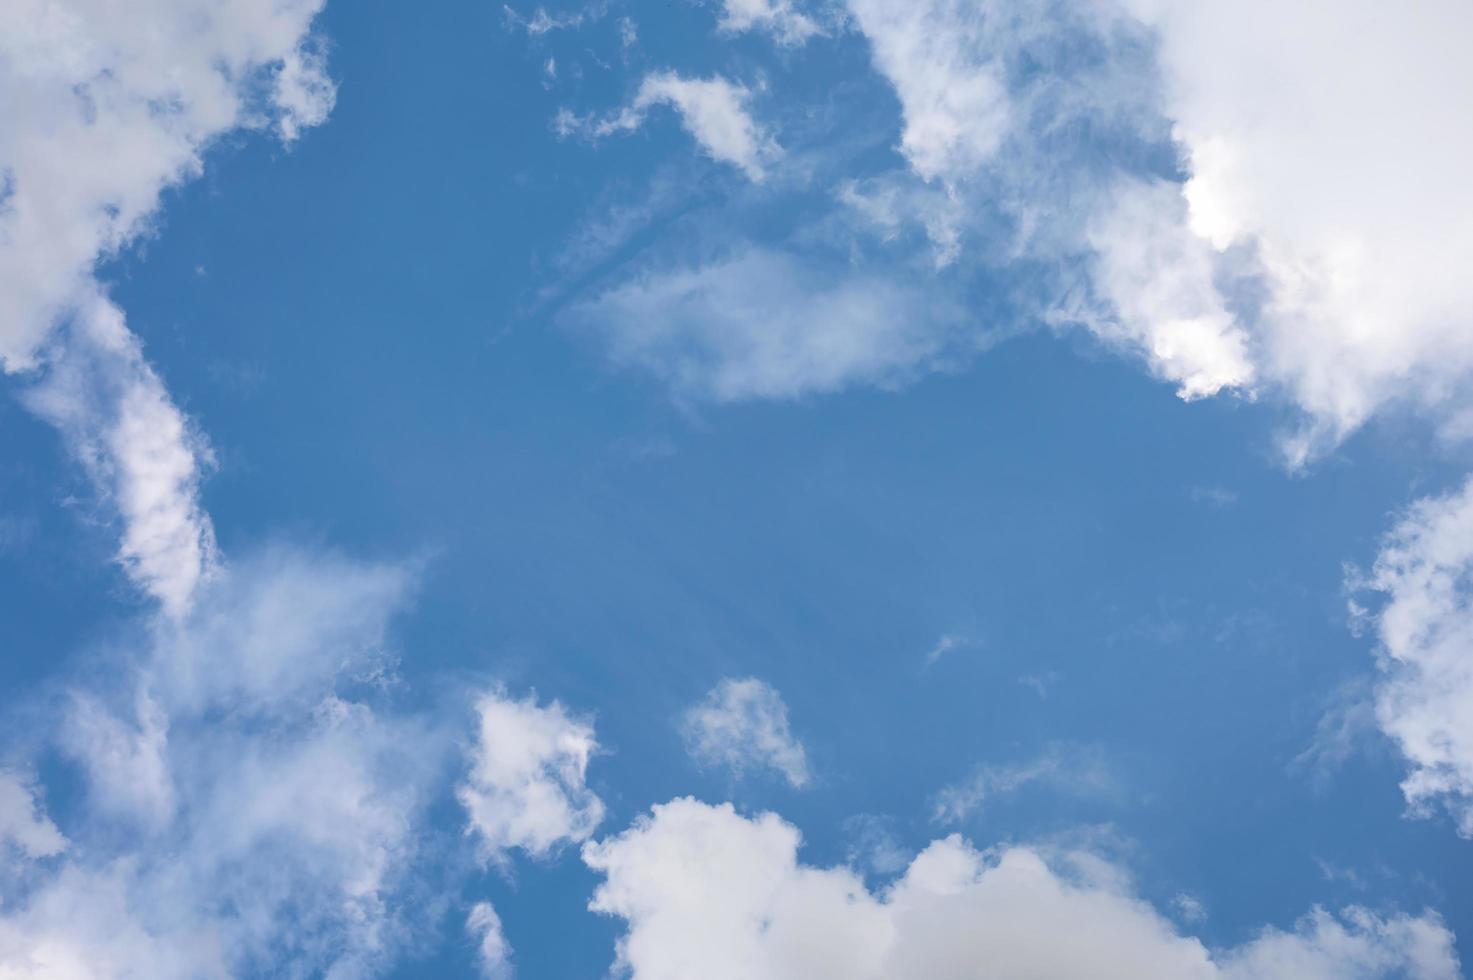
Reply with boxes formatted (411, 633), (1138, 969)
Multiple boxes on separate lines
(843, 0), (1473, 457)
(1121, 0), (1473, 456)
(0, 0), (334, 370)
(458, 687), (605, 863)
(682, 678), (810, 788)
(1083, 178), (1255, 400)
(0, 548), (448, 979)
(584, 798), (1459, 980)
(454, 688), (607, 975)
(562, 72), (778, 181)
(1355, 478), (1473, 836)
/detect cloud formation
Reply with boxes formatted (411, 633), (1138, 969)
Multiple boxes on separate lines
(0, 773), (65, 862)
(563, 72), (778, 181)
(22, 296), (218, 617)
(1122, 0), (1473, 457)
(1356, 478), (1473, 836)
(467, 901), (513, 980)
(568, 246), (969, 402)
(2, 0), (335, 616)
(0, 548), (444, 978)
(682, 678), (810, 788)
(846, 0), (1010, 185)
(584, 798), (1459, 980)
(0, 0), (335, 370)
(567, 0), (1473, 465)
(931, 745), (1114, 824)
(717, 0), (820, 46)
(458, 688), (606, 863)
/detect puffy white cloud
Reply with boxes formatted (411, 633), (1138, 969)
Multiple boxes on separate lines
(467, 902), (513, 980)
(0, 772), (65, 861)
(584, 798), (1459, 980)
(0, 0), (335, 370)
(567, 246), (969, 401)
(682, 678), (810, 788)
(22, 295), (217, 618)
(458, 687), (605, 863)
(0, 549), (447, 979)
(842, 0), (1256, 403)
(568, 73), (778, 181)
(1082, 178), (1255, 400)
(1121, 0), (1473, 456)
(717, 0), (821, 45)
(1355, 477), (1473, 836)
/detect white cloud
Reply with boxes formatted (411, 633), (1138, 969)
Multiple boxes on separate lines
(682, 678), (810, 788)
(837, 0), (1473, 460)
(584, 798), (1459, 980)
(922, 632), (974, 666)
(0, 0), (334, 371)
(1354, 477), (1473, 836)
(467, 902), (513, 980)
(503, 3), (600, 36)
(1121, 0), (1473, 456)
(717, 0), (820, 46)
(846, 0), (1010, 185)
(573, 73), (778, 181)
(0, 772), (66, 861)
(458, 687), (605, 863)
(0, 548), (447, 979)
(562, 1), (1471, 459)
(1083, 178), (1255, 400)
(2, 0), (336, 615)
(931, 745), (1115, 824)
(567, 246), (969, 402)
(22, 295), (218, 618)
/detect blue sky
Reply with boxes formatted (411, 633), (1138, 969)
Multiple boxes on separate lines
(4, 1), (1473, 977)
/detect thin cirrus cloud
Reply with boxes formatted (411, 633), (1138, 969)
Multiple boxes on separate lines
(582, 797), (1459, 980)
(682, 678), (811, 789)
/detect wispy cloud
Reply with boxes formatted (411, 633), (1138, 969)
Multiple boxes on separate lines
(932, 745), (1117, 825)
(559, 72), (779, 181)
(682, 677), (810, 788)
